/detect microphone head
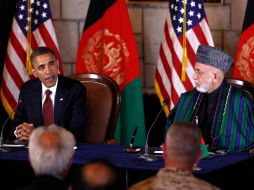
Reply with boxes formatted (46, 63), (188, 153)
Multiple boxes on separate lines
(163, 99), (169, 105)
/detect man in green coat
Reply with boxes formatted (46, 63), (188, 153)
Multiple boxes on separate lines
(166, 45), (254, 152)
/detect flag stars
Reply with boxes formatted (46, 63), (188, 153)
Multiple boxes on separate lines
(41, 12), (47, 18)
(18, 14), (23, 20)
(27, 16), (31, 22)
(176, 26), (182, 33)
(187, 19), (192, 26)
(198, 3), (202, 9)
(190, 1), (195, 7)
(34, 19), (38, 25)
(178, 17), (184, 23)
(188, 10), (194, 17)
(43, 3), (48, 9)
(180, 8), (184, 14)
(173, 15), (176, 21)
(197, 13), (201, 19)
(37, 1), (41, 6)
(35, 10), (39, 16)
(29, 8), (33, 13)
(20, 5), (25, 11)
(31, 0), (35, 4)
(174, 6), (178, 11)
(171, 4), (174, 9)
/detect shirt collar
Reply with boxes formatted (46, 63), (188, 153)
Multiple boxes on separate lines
(42, 77), (58, 95)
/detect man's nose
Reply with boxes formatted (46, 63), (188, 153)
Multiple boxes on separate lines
(44, 65), (51, 74)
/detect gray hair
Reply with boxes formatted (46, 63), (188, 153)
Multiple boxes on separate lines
(29, 125), (76, 177)
(165, 122), (201, 163)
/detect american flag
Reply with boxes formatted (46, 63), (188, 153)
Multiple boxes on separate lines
(155, 0), (214, 116)
(0, 0), (61, 118)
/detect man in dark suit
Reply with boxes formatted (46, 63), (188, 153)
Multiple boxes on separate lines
(13, 47), (86, 142)
(19, 124), (75, 190)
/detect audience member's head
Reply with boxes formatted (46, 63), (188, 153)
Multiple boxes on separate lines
(71, 159), (119, 190)
(29, 124), (76, 179)
(162, 122), (202, 171)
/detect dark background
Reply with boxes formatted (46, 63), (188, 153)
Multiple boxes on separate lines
(0, 0), (17, 133)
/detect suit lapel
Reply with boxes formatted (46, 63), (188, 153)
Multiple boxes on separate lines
(33, 79), (43, 125)
(54, 75), (67, 124)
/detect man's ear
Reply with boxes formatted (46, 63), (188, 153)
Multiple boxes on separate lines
(162, 143), (167, 161)
(32, 69), (38, 78)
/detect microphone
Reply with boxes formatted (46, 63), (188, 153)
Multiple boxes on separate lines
(129, 126), (138, 148)
(0, 99), (22, 152)
(124, 126), (140, 153)
(139, 99), (169, 161)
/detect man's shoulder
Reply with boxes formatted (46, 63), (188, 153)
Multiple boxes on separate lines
(20, 78), (40, 91)
(58, 75), (84, 87)
(58, 75), (86, 93)
(129, 176), (156, 190)
(229, 83), (253, 101)
(180, 89), (199, 98)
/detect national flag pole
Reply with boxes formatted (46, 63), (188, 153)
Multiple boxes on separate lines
(181, 0), (187, 81)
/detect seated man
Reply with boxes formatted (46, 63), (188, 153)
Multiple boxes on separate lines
(13, 46), (86, 142)
(129, 122), (219, 190)
(19, 124), (76, 190)
(70, 159), (119, 190)
(166, 45), (254, 151)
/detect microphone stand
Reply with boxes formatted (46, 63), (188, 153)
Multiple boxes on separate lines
(0, 115), (12, 152)
(139, 99), (168, 161)
(0, 100), (22, 152)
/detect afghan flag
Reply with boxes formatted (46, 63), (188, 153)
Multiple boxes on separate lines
(76, 0), (145, 146)
(233, 0), (254, 84)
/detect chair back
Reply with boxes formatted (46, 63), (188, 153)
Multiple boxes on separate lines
(226, 78), (254, 101)
(69, 73), (120, 143)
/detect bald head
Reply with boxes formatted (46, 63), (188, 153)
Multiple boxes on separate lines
(72, 159), (118, 190)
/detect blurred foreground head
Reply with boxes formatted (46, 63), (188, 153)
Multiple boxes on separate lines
(163, 122), (202, 170)
(29, 124), (76, 179)
(71, 159), (119, 190)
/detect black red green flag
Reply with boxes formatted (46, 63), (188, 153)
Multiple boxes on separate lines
(233, 0), (254, 83)
(76, 0), (145, 145)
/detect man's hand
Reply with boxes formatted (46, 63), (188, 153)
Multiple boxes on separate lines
(16, 123), (34, 141)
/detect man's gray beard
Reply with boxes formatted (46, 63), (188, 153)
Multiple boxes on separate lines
(195, 79), (212, 93)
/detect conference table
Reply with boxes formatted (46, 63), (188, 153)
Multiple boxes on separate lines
(0, 143), (254, 189)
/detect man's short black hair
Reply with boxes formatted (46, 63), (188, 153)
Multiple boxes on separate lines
(30, 46), (56, 65)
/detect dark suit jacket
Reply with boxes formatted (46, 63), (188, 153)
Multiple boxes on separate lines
(18, 175), (68, 190)
(13, 74), (86, 142)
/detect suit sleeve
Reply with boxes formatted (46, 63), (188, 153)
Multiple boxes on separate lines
(10, 87), (27, 138)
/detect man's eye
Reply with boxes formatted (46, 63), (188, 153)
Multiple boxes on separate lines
(197, 70), (204, 75)
(38, 65), (45, 70)
(49, 61), (55, 66)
